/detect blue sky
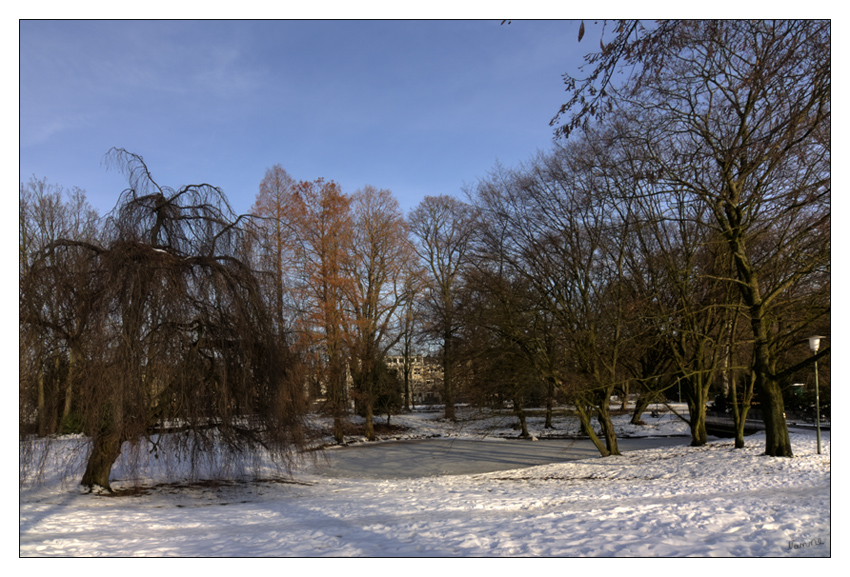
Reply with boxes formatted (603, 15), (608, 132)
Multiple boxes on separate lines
(20, 20), (591, 216)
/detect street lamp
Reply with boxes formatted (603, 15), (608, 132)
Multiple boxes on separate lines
(807, 336), (825, 455)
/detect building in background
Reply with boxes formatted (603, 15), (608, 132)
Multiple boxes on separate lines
(386, 354), (443, 406)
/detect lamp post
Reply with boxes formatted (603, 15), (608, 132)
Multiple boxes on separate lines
(807, 336), (825, 455)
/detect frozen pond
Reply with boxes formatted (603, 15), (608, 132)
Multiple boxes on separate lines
(310, 436), (688, 479)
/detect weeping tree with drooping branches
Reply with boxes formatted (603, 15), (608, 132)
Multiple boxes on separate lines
(21, 149), (307, 492)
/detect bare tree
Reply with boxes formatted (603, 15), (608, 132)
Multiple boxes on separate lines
(462, 254), (553, 437)
(630, 189), (740, 446)
(20, 178), (100, 437)
(554, 20), (830, 456)
(395, 266), (427, 411)
(472, 145), (640, 457)
(408, 195), (478, 421)
(345, 185), (416, 440)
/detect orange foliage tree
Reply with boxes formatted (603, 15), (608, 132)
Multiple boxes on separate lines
(291, 179), (354, 444)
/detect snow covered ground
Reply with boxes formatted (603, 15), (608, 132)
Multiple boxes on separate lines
(19, 407), (830, 557)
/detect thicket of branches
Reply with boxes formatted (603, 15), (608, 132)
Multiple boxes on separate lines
(562, 19), (830, 457)
(463, 19), (829, 456)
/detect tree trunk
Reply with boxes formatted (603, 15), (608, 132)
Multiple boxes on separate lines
(442, 336), (455, 420)
(750, 312), (792, 456)
(728, 229), (793, 456)
(631, 390), (652, 426)
(403, 360), (411, 411)
(684, 379), (709, 447)
(62, 342), (81, 427)
(62, 381), (73, 422)
(619, 381), (629, 411)
(688, 404), (708, 447)
(37, 367), (47, 437)
(721, 321), (732, 398)
(355, 358), (377, 441)
(759, 375), (792, 456)
(733, 407), (751, 449)
(331, 368), (346, 444)
(730, 370), (752, 449)
(333, 417), (344, 444)
(81, 433), (122, 492)
(364, 401), (375, 441)
(544, 377), (555, 429)
(512, 394), (530, 438)
(596, 403), (620, 455)
(575, 404), (610, 457)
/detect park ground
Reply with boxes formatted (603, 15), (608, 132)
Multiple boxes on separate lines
(19, 406), (830, 557)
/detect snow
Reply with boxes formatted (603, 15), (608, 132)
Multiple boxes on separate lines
(19, 407), (831, 557)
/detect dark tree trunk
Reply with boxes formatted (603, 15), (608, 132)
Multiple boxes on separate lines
(619, 381), (629, 411)
(575, 404), (610, 457)
(364, 402), (375, 441)
(442, 336), (455, 421)
(403, 360), (411, 411)
(544, 377), (555, 429)
(596, 403), (620, 455)
(759, 376), (792, 457)
(81, 433), (122, 492)
(356, 359), (377, 442)
(62, 341), (83, 430)
(363, 359), (374, 441)
(730, 370), (752, 449)
(37, 368), (47, 437)
(684, 379), (709, 447)
(728, 226), (794, 457)
(331, 368), (346, 444)
(512, 394), (530, 438)
(688, 407), (708, 447)
(332, 415), (344, 444)
(631, 391), (652, 426)
(733, 407), (751, 449)
(750, 308), (792, 456)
